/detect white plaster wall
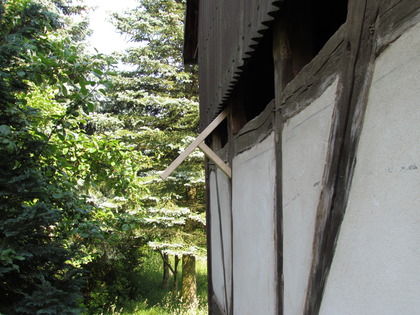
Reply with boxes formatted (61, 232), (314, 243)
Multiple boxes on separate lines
(209, 169), (232, 313)
(282, 79), (338, 315)
(320, 21), (420, 315)
(232, 133), (277, 315)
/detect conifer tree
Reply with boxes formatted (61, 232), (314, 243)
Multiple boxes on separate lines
(0, 0), (100, 313)
(105, 0), (206, 296)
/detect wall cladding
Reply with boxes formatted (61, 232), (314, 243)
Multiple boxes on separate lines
(282, 78), (338, 315)
(198, 0), (281, 128)
(187, 1), (420, 314)
(231, 133), (277, 315)
(320, 21), (420, 315)
(209, 169), (232, 314)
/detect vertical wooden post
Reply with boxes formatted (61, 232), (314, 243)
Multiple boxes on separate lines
(272, 17), (288, 315)
(273, 18), (293, 93)
(181, 254), (197, 305)
(173, 255), (180, 292)
(273, 0), (314, 95)
(272, 2), (314, 311)
(163, 253), (170, 289)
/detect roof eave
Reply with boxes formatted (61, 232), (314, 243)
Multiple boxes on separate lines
(183, 0), (199, 65)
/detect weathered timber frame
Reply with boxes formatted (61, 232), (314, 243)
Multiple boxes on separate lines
(180, 0), (420, 313)
(303, 1), (420, 313)
(275, 0), (420, 313)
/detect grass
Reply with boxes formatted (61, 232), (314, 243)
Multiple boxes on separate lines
(103, 251), (208, 315)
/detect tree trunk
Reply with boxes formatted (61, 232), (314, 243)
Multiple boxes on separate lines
(173, 255), (180, 292)
(162, 253), (170, 289)
(181, 254), (197, 305)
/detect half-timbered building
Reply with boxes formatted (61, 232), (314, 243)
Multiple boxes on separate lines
(167, 0), (420, 314)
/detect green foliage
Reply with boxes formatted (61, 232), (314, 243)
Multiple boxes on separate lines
(104, 1), (206, 290)
(1, 0), (206, 313)
(111, 0), (197, 101)
(108, 0), (204, 227)
(68, 1), (207, 311)
(81, 243), (147, 314)
(0, 0), (113, 313)
(95, 251), (208, 315)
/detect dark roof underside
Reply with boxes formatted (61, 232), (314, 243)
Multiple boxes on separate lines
(183, 0), (199, 64)
(184, 0), (282, 129)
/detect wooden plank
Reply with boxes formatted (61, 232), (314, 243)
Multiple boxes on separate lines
(198, 142), (232, 178)
(198, 0), (281, 130)
(234, 99), (275, 155)
(304, 1), (380, 313)
(160, 106), (231, 179)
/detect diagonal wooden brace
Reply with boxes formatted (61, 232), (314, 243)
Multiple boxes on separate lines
(160, 107), (232, 179)
(198, 142), (231, 178)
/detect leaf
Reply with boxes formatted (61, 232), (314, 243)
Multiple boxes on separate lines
(60, 84), (68, 97)
(0, 125), (11, 135)
(80, 84), (88, 96)
(57, 132), (66, 141)
(93, 69), (103, 75)
(92, 69), (103, 79)
(87, 102), (95, 112)
(5, 141), (17, 153)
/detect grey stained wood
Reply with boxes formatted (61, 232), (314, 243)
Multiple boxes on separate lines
(304, 1), (380, 313)
(302, 1), (420, 312)
(233, 100), (275, 156)
(183, 0), (420, 314)
(194, 0), (282, 130)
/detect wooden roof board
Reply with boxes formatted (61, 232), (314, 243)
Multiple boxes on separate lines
(184, 0), (283, 129)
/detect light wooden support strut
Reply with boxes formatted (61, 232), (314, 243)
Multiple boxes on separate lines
(198, 142), (231, 178)
(160, 107), (232, 180)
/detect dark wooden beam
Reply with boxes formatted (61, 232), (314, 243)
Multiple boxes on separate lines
(304, 0), (380, 313)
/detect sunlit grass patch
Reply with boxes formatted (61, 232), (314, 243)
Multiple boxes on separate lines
(102, 251), (208, 315)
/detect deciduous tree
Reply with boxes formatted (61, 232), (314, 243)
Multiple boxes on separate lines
(0, 0), (109, 313)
